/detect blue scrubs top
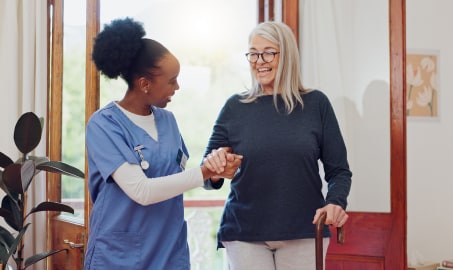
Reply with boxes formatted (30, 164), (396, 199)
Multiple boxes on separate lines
(84, 102), (190, 270)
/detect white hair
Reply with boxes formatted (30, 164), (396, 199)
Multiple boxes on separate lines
(241, 21), (310, 113)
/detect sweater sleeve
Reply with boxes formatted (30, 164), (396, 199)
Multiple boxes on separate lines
(319, 93), (352, 209)
(201, 96), (237, 190)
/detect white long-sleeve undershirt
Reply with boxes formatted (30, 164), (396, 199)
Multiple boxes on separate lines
(112, 163), (203, 206)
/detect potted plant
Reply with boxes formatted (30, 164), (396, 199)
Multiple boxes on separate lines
(0, 112), (84, 270)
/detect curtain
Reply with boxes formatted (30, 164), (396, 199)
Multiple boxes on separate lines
(299, 0), (391, 212)
(0, 0), (48, 268)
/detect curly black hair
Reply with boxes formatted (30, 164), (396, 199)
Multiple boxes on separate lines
(92, 17), (169, 87)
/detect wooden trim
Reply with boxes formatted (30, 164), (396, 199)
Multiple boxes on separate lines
(183, 199), (225, 208)
(282, 0), (299, 42)
(47, 0), (64, 265)
(47, 0), (63, 209)
(84, 0), (100, 241)
(267, 0), (274, 21)
(258, 0), (274, 22)
(258, 0), (265, 22)
(46, 0), (51, 126)
(388, 0), (407, 268)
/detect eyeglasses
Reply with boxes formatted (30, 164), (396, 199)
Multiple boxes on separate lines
(245, 52), (280, 63)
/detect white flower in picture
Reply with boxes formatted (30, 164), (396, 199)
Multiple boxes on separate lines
(416, 86), (432, 107)
(407, 64), (424, 87)
(421, 56), (435, 72)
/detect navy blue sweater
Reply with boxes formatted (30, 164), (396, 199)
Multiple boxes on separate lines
(204, 90), (352, 245)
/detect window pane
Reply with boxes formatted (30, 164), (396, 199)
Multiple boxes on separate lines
(99, 0), (256, 199)
(99, 1), (256, 269)
(61, 0), (87, 220)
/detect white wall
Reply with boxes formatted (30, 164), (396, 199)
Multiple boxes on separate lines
(300, 0), (391, 213)
(406, 0), (453, 264)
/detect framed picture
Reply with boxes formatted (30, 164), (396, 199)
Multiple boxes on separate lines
(406, 50), (439, 118)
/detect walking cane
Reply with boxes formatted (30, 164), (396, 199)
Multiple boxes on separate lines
(315, 212), (345, 270)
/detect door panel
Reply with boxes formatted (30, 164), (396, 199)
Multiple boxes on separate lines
(327, 212), (392, 269)
(49, 218), (85, 270)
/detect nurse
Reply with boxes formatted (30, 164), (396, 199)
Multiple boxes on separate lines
(84, 17), (242, 269)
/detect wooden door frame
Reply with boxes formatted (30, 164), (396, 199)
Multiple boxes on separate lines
(46, 0), (99, 268)
(84, 0), (100, 239)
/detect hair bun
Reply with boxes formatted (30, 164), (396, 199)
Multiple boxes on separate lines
(92, 17), (146, 79)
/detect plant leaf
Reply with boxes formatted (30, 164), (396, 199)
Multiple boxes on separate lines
(0, 152), (14, 169)
(5, 223), (30, 264)
(24, 249), (68, 269)
(36, 161), (84, 179)
(0, 244), (9, 269)
(27, 156), (50, 166)
(0, 245), (8, 266)
(2, 164), (24, 195)
(14, 112), (43, 155)
(27, 201), (74, 218)
(1, 196), (21, 231)
(0, 177), (19, 205)
(21, 160), (35, 193)
(0, 226), (15, 249)
(27, 156), (50, 177)
(0, 172), (16, 199)
(0, 208), (17, 231)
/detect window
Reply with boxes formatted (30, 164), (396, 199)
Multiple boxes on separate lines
(54, 1), (257, 268)
(60, 0), (87, 219)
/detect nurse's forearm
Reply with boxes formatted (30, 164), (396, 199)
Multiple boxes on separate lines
(112, 162), (203, 205)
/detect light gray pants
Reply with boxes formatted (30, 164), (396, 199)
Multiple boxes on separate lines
(222, 238), (330, 270)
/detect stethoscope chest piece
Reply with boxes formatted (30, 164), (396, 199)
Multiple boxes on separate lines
(134, 144), (150, 170)
(140, 160), (150, 170)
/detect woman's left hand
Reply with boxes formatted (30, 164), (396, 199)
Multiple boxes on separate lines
(203, 147), (233, 174)
(312, 204), (348, 228)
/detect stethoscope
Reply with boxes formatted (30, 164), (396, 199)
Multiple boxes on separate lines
(134, 145), (149, 170)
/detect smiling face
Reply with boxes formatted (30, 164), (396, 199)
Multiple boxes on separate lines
(147, 53), (181, 108)
(248, 35), (280, 95)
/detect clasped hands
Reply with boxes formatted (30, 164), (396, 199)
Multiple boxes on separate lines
(203, 147), (242, 181)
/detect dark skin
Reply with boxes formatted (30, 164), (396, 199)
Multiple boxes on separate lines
(117, 53), (181, 115)
(118, 52), (242, 179)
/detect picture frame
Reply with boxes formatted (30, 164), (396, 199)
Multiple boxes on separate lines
(406, 49), (440, 119)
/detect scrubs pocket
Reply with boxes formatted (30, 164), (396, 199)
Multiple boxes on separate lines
(93, 232), (142, 268)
